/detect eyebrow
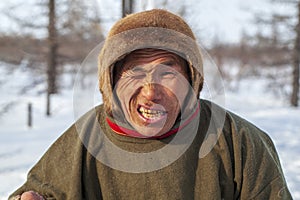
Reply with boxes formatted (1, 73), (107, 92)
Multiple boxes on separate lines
(130, 66), (146, 72)
(160, 60), (176, 66)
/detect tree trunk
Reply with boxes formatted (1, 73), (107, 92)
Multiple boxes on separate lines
(46, 0), (58, 116)
(291, 2), (300, 107)
(122, 0), (133, 17)
(28, 103), (32, 128)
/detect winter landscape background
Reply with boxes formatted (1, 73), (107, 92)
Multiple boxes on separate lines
(1, 0), (300, 199)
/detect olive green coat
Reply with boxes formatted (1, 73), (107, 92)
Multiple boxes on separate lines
(9, 100), (292, 200)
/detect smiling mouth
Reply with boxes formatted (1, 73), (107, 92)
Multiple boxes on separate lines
(137, 105), (167, 122)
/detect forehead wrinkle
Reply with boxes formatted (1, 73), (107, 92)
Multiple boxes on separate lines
(122, 49), (187, 72)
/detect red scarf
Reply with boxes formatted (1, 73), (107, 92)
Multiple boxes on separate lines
(106, 103), (200, 139)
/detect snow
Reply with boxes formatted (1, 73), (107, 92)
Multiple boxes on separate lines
(0, 63), (75, 199)
(0, 60), (299, 199)
(0, 0), (299, 197)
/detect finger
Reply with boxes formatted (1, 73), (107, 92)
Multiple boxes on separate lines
(21, 191), (44, 200)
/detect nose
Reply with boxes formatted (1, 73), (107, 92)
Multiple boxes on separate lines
(140, 83), (162, 102)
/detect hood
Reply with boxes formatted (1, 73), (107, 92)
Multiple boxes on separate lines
(98, 9), (204, 117)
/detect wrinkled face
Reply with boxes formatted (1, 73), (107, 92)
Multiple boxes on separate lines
(114, 49), (190, 137)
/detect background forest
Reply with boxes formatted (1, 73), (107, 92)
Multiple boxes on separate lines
(0, 0), (299, 199)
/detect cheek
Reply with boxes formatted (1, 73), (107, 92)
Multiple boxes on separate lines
(115, 78), (142, 106)
(162, 78), (190, 104)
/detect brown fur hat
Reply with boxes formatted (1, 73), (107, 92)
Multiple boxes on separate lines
(98, 9), (203, 116)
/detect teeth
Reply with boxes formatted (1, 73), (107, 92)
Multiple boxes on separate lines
(138, 107), (165, 119)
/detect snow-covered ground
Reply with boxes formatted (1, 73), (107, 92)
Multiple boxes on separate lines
(0, 63), (299, 199)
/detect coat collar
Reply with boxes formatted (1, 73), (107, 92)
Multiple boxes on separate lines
(106, 102), (200, 139)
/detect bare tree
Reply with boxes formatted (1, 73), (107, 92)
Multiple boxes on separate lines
(2, 0), (104, 115)
(250, 1), (299, 106)
(46, 0), (58, 116)
(122, 0), (133, 17)
(291, 1), (300, 106)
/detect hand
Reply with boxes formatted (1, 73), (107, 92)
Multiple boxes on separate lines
(16, 191), (45, 200)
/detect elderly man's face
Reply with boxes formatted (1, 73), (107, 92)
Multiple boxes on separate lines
(114, 49), (190, 137)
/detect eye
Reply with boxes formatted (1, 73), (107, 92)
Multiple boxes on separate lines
(132, 73), (146, 79)
(160, 71), (176, 79)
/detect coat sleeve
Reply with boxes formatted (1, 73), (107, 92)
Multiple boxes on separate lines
(227, 112), (293, 200)
(8, 125), (84, 200)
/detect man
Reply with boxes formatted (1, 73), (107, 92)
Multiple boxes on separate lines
(10, 9), (292, 200)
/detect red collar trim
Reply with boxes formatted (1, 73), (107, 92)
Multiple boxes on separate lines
(106, 103), (200, 139)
